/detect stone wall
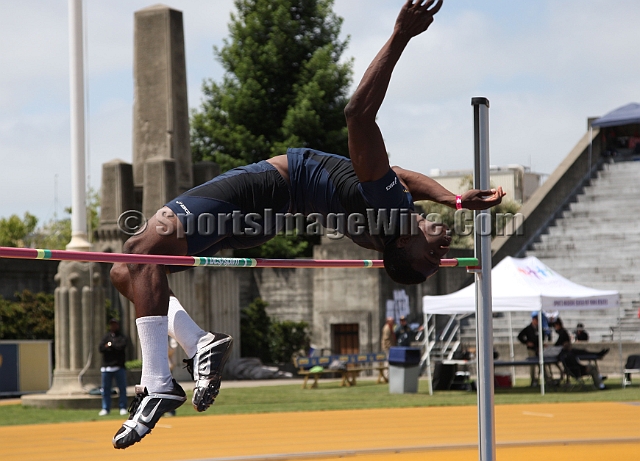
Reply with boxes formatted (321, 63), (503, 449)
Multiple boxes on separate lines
(234, 239), (476, 355)
(253, 268), (314, 324)
(0, 259), (59, 300)
(311, 238), (380, 353)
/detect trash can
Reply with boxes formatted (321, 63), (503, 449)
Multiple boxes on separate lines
(388, 346), (421, 394)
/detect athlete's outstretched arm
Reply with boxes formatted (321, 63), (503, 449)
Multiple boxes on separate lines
(392, 166), (506, 210)
(344, 0), (443, 183)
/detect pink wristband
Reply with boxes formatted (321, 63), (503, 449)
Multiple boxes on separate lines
(455, 195), (462, 210)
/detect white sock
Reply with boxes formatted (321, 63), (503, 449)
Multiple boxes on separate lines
(168, 296), (211, 358)
(136, 316), (173, 392)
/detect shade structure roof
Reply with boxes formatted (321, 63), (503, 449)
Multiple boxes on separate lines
(591, 102), (640, 128)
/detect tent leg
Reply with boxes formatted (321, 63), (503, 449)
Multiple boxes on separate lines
(508, 312), (516, 386)
(538, 311), (545, 396)
(426, 321), (433, 396)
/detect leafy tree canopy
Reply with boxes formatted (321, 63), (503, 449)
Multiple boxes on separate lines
(0, 213), (38, 247)
(240, 297), (272, 362)
(240, 297), (309, 363)
(1, 187), (101, 250)
(416, 175), (522, 249)
(0, 290), (54, 340)
(191, 0), (353, 171)
(234, 231), (310, 259)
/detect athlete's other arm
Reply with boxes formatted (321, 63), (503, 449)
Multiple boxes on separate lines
(392, 166), (505, 210)
(344, 0), (443, 183)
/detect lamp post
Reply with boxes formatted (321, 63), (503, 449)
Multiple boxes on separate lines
(66, 0), (91, 251)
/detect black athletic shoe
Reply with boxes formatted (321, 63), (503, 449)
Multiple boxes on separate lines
(112, 379), (186, 449)
(183, 332), (233, 412)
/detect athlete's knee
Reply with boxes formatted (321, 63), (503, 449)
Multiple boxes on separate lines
(122, 234), (149, 256)
(121, 213), (167, 255)
(110, 263), (129, 290)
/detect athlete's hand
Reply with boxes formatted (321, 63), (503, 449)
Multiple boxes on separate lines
(394, 0), (443, 39)
(460, 187), (506, 210)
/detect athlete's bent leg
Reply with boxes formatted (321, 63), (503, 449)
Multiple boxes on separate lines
(111, 208), (189, 449)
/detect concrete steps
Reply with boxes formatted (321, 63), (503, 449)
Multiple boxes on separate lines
(463, 158), (640, 343)
(528, 158), (640, 341)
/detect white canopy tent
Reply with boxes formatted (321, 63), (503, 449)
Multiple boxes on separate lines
(422, 256), (619, 394)
(423, 256), (619, 314)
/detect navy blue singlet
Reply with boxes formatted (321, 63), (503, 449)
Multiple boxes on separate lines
(164, 148), (414, 258)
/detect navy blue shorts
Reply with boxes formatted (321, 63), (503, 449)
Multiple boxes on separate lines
(164, 161), (290, 259)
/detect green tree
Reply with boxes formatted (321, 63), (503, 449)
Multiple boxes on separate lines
(240, 297), (311, 363)
(234, 230), (310, 258)
(191, 0), (353, 171)
(0, 213), (38, 247)
(29, 217), (71, 250)
(240, 298), (272, 362)
(27, 187), (100, 250)
(416, 175), (522, 249)
(269, 320), (309, 363)
(0, 290), (55, 340)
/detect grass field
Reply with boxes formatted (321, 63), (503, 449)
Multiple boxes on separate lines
(1, 377), (638, 427)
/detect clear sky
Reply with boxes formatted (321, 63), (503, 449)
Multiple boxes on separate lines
(2, 0), (639, 223)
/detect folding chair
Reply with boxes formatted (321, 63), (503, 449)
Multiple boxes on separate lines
(623, 355), (640, 388)
(559, 354), (592, 391)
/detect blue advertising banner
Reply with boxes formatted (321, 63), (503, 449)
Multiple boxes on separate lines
(0, 344), (19, 393)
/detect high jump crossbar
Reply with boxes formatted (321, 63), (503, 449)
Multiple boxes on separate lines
(0, 246), (478, 269)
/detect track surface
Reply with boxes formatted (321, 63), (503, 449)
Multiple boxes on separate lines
(1, 402), (639, 460)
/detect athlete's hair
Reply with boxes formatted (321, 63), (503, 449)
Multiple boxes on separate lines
(383, 238), (437, 285)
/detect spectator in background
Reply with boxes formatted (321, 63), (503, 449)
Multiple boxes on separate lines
(381, 317), (397, 354)
(574, 323), (589, 342)
(559, 341), (606, 390)
(98, 319), (128, 416)
(541, 312), (552, 341)
(553, 317), (571, 347)
(517, 313), (540, 386)
(395, 316), (423, 347)
(628, 132), (640, 153)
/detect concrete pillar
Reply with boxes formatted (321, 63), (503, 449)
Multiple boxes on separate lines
(133, 5), (192, 195)
(99, 159), (134, 229)
(193, 161), (220, 187)
(143, 157), (177, 218)
(54, 283), (69, 370)
(93, 4), (224, 371)
(91, 274), (106, 372)
(68, 281), (83, 370)
(48, 261), (104, 394)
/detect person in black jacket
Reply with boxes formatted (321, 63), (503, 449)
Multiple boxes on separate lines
(553, 317), (571, 347)
(573, 323), (589, 341)
(99, 318), (128, 416)
(517, 314), (540, 386)
(395, 316), (423, 347)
